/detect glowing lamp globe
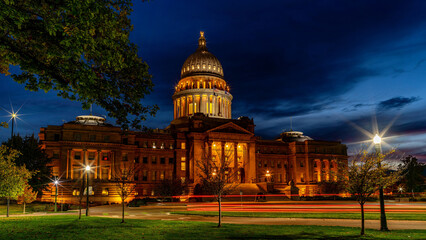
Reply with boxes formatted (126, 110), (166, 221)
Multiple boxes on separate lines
(373, 134), (381, 144)
(85, 166), (91, 171)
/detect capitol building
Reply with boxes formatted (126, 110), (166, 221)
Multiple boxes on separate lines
(39, 32), (347, 203)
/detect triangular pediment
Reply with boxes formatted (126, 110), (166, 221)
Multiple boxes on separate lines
(206, 122), (254, 135)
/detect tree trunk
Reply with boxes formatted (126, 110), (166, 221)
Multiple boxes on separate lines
(218, 194), (222, 228)
(360, 203), (365, 235)
(6, 197), (10, 217)
(78, 196), (82, 219)
(23, 202), (26, 214)
(121, 199), (125, 223)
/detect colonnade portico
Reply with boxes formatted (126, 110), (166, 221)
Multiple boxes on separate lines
(173, 88), (232, 119)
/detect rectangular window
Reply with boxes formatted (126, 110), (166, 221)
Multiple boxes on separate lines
(134, 157), (140, 163)
(181, 157), (186, 171)
(90, 135), (96, 141)
(160, 143), (165, 149)
(88, 152), (95, 160)
(277, 161), (282, 168)
(102, 188), (109, 196)
(74, 152), (81, 160)
(143, 157), (148, 164)
(54, 134), (60, 141)
(160, 157), (166, 164)
(53, 151), (59, 159)
(134, 171), (139, 181)
(102, 152), (109, 161)
(74, 133), (81, 141)
(181, 142), (186, 149)
(151, 156), (157, 164)
(264, 161), (267, 168)
(300, 161), (304, 168)
(73, 166), (81, 179)
(152, 142), (156, 149)
(152, 171), (157, 181)
(258, 161), (262, 167)
(122, 138), (128, 144)
(102, 167), (109, 180)
(122, 153), (128, 161)
(169, 158), (174, 164)
(160, 171), (165, 180)
(143, 170), (148, 181)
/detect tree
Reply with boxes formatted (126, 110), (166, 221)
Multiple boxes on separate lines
(3, 135), (52, 193)
(0, 145), (32, 217)
(112, 162), (139, 223)
(155, 179), (187, 200)
(398, 155), (425, 197)
(197, 143), (241, 228)
(317, 180), (345, 199)
(0, 0), (157, 130)
(17, 183), (37, 214)
(341, 150), (398, 235)
(0, 122), (7, 128)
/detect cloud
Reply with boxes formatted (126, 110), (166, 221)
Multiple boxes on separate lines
(378, 96), (420, 111)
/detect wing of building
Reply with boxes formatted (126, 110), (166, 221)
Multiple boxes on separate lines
(39, 32), (347, 203)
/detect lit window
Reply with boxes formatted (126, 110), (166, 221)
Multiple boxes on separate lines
(102, 188), (109, 196)
(181, 157), (186, 171)
(73, 189), (80, 196)
(181, 142), (186, 149)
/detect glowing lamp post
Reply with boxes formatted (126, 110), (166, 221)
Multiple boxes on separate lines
(265, 170), (271, 182)
(54, 180), (59, 212)
(373, 134), (388, 231)
(85, 165), (91, 216)
(11, 113), (16, 138)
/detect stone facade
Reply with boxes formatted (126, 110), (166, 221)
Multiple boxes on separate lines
(39, 32), (347, 204)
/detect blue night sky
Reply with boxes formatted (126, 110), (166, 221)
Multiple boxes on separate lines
(1, 1), (426, 162)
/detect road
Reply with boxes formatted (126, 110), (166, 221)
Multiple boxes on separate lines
(84, 201), (426, 230)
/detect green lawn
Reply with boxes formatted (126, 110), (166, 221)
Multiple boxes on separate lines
(0, 216), (425, 240)
(171, 211), (426, 221)
(0, 203), (56, 215)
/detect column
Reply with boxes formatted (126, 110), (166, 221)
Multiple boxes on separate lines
(234, 142), (238, 179)
(192, 95), (195, 115)
(66, 149), (70, 179)
(97, 150), (101, 179)
(221, 141), (225, 167)
(207, 95), (211, 116)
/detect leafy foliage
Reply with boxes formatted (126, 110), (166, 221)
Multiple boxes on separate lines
(398, 155), (425, 194)
(17, 183), (37, 214)
(0, 0), (157, 129)
(0, 122), (8, 128)
(340, 150), (399, 235)
(0, 145), (33, 199)
(3, 135), (52, 193)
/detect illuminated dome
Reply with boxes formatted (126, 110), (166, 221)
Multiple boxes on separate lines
(181, 32), (224, 79)
(173, 32), (232, 120)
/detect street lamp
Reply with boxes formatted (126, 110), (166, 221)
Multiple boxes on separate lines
(85, 165), (91, 216)
(265, 170), (271, 182)
(53, 179), (59, 212)
(11, 113), (16, 138)
(373, 133), (389, 231)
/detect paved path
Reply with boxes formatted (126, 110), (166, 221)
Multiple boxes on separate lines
(3, 204), (426, 230)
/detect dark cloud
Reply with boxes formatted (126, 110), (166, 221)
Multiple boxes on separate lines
(378, 96), (421, 111)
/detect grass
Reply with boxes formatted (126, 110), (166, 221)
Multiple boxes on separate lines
(0, 203), (56, 215)
(0, 215), (425, 240)
(171, 211), (426, 221)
